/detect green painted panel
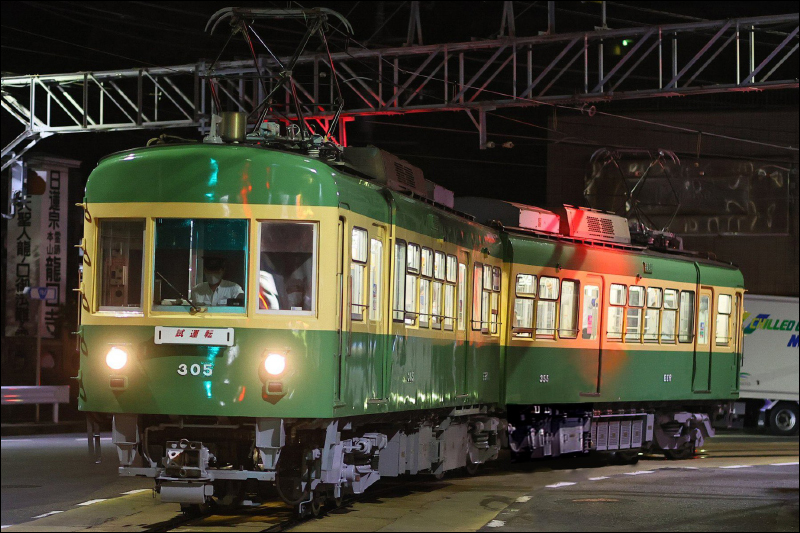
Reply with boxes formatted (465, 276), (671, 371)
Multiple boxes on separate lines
(87, 145), (341, 207)
(78, 325), (336, 418)
(505, 346), (739, 405)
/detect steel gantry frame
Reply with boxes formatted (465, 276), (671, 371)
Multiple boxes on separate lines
(2, 12), (797, 169)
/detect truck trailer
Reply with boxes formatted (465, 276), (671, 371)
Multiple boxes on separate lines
(739, 294), (799, 435)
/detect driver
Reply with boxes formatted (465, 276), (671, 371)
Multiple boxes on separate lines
(191, 255), (243, 306)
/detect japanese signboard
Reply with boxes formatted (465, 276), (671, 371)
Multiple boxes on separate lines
(5, 158), (75, 339)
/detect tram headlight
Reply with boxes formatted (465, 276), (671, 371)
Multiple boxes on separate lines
(264, 353), (286, 375)
(106, 347), (129, 370)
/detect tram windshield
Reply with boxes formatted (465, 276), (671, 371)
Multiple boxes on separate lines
(153, 218), (248, 313)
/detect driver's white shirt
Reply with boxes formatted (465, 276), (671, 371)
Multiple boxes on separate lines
(191, 280), (243, 306)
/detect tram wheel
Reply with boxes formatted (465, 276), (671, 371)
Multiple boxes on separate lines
(309, 494), (323, 518)
(664, 444), (695, 460)
(180, 503), (209, 517)
(465, 455), (480, 476)
(612, 450), (640, 465)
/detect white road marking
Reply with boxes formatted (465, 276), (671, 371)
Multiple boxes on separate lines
(1, 439), (32, 443)
(720, 465), (753, 469)
(624, 470), (655, 476)
(77, 499), (108, 506)
(681, 466), (700, 470)
(121, 489), (150, 495)
(515, 496), (531, 503)
(545, 482), (576, 488)
(73, 437), (112, 441)
(2, 526), (12, 529)
(32, 511), (64, 519)
(486, 520), (506, 528)
(589, 476), (609, 481)
(770, 461), (799, 466)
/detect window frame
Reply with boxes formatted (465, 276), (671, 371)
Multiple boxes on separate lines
(607, 283), (627, 341)
(715, 293), (733, 346)
(256, 219), (316, 316)
(512, 273), (537, 338)
(96, 218), (146, 314)
(535, 275), (559, 339)
(678, 290), (695, 343)
(643, 287), (663, 343)
(392, 240), (407, 322)
(350, 227), (369, 321)
(558, 278), (580, 339)
(660, 288), (679, 343)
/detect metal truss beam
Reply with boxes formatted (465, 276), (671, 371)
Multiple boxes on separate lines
(2, 13), (797, 165)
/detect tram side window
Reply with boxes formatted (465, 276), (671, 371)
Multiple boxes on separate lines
(607, 283), (626, 340)
(698, 294), (710, 345)
(405, 244), (420, 325)
(559, 280), (579, 339)
(661, 289), (678, 343)
(581, 285), (600, 340)
(481, 265), (492, 333)
(98, 219), (145, 311)
(626, 286), (644, 342)
(457, 262), (467, 331)
(490, 267), (501, 334)
(644, 287), (662, 342)
(513, 273), (536, 338)
(678, 291), (695, 343)
(392, 241), (407, 322)
(154, 218), (248, 313)
(536, 276), (559, 339)
(350, 228), (368, 320)
(419, 248), (433, 328)
(444, 254), (458, 331)
(258, 221), (314, 312)
(432, 251), (445, 330)
(472, 263), (483, 331)
(716, 294), (733, 346)
(369, 239), (383, 322)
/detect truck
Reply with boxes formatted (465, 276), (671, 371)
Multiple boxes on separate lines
(739, 294), (799, 436)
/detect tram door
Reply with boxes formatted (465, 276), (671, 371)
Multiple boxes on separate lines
(580, 274), (604, 396)
(456, 251), (470, 397)
(345, 224), (388, 403)
(692, 287), (714, 392)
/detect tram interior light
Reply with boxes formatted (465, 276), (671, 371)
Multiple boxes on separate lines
(264, 353), (286, 375)
(106, 347), (129, 370)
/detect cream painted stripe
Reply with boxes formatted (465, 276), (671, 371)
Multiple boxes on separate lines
(545, 482), (576, 488)
(719, 465), (753, 469)
(121, 489), (151, 495)
(32, 511), (64, 519)
(589, 476), (610, 481)
(76, 499), (107, 506)
(624, 470), (655, 476)
(770, 461), (799, 466)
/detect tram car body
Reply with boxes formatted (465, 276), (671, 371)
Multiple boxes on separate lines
(77, 139), (743, 510)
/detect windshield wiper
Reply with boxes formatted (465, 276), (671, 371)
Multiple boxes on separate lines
(155, 271), (205, 314)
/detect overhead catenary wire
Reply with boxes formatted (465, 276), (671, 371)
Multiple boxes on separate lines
(318, 22), (800, 154)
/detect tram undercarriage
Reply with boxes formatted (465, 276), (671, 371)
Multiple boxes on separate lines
(107, 407), (502, 515)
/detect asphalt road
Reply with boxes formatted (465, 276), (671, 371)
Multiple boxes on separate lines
(1, 430), (797, 531)
(1, 433), (151, 528)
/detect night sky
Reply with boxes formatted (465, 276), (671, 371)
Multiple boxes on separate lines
(2, 1), (798, 205)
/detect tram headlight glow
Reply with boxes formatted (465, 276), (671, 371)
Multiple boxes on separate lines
(264, 353), (286, 375)
(106, 347), (129, 370)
